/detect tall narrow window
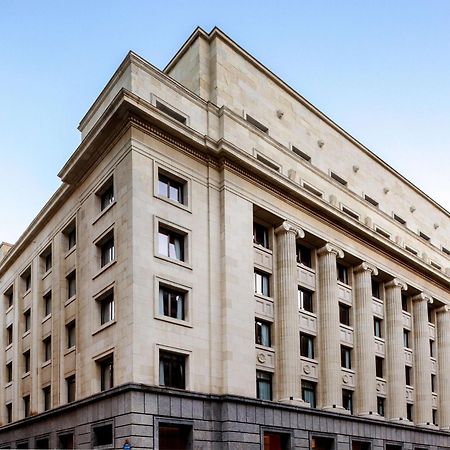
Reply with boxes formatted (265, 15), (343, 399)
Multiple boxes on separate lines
(43, 336), (52, 362)
(298, 287), (313, 312)
(371, 279), (380, 299)
(256, 370), (272, 400)
(375, 356), (384, 378)
(22, 268), (32, 292)
(158, 173), (185, 205)
(100, 356), (114, 391)
(339, 303), (351, 326)
(302, 381), (316, 408)
(407, 403), (413, 421)
(24, 309), (31, 333)
(430, 340), (435, 358)
(66, 321), (76, 349)
(377, 397), (385, 416)
(254, 270), (270, 296)
(158, 226), (185, 261)
(23, 395), (30, 418)
(100, 236), (115, 267)
(23, 350), (31, 374)
(374, 318), (382, 338)
(66, 375), (76, 403)
(98, 177), (114, 211)
(341, 346), (352, 369)
(43, 291), (52, 316)
(403, 329), (410, 348)
(255, 320), (272, 347)
(99, 291), (115, 325)
(253, 223), (269, 249)
(67, 271), (76, 299)
(159, 351), (186, 389)
(405, 366), (412, 386)
(43, 386), (51, 411)
(300, 333), (315, 359)
(159, 286), (185, 321)
(402, 294), (409, 312)
(64, 221), (76, 251)
(337, 263), (349, 284)
(342, 389), (353, 413)
(296, 243), (312, 267)
(431, 374), (436, 393)
(6, 324), (13, 345)
(5, 288), (13, 308)
(6, 362), (13, 383)
(41, 246), (52, 273)
(6, 403), (12, 423)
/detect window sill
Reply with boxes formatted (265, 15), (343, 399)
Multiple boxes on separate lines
(300, 356), (317, 363)
(65, 246), (76, 259)
(376, 376), (386, 382)
(92, 320), (116, 336)
(5, 305), (13, 314)
(297, 262), (315, 272)
(4, 382), (12, 388)
(340, 323), (353, 332)
(42, 314), (51, 324)
(253, 244), (272, 254)
(299, 309), (316, 318)
(5, 343), (12, 351)
(337, 281), (352, 290)
(42, 269), (52, 280)
(22, 330), (31, 338)
(22, 372), (30, 380)
(64, 346), (76, 356)
(92, 260), (117, 280)
(65, 296), (76, 307)
(92, 201), (116, 225)
(41, 360), (51, 369)
(254, 293), (273, 302)
(155, 194), (191, 213)
(155, 315), (192, 328)
(155, 254), (192, 270)
(255, 344), (274, 353)
(22, 289), (31, 299)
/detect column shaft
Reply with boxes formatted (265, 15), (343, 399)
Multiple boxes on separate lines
(437, 307), (450, 429)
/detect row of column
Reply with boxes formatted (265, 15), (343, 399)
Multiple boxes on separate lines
(274, 220), (450, 429)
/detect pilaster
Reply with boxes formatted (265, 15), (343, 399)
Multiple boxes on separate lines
(436, 305), (450, 430)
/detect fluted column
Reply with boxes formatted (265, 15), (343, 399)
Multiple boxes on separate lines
(354, 262), (378, 416)
(275, 221), (308, 405)
(412, 293), (434, 426)
(385, 278), (408, 421)
(317, 243), (345, 411)
(437, 306), (450, 430)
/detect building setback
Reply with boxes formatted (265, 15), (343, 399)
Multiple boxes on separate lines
(0, 27), (449, 450)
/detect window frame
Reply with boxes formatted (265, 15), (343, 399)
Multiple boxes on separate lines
(66, 320), (76, 349)
(155, 418), (193, 450)
(300, 332), (315, 359)
(341, 345), (352, 369)
(97, 354), (114, 392)
(43, 290), (52, 317)
(159, 349), (188, 390)
(95, 175), (115, 213)
(253, 222), (270, 249)
(255, 319), (272, 348)
(92, 421), (114, 448)
(66, 375), (76, 403)
(155, 217), (191, 268)
(339, 302), (351, 326)
(154, 163), (191, 212)
(94, 287), (116, 327)
(66, 270), (76, 301)
(254, 270), (271, 297)
(63, 219), (77, 253)
(301, 380), (317, 408)
(256, 370), (273, 400)
(298, 287), (314, 313)
(374, 317), (383, 338)
(337, 262), (349, 285)
(43, 336), (52, 363)
(296, 243), (313, 268)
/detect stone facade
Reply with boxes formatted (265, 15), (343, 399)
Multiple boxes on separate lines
(0, 27), (449, 449)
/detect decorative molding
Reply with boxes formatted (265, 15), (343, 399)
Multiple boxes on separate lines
(317, 243), (344, 259)
(412, 293), (433, 304)
(354, 262), (378, 276)
(385, 278), (407, 291)
(274, 221), (305, 238)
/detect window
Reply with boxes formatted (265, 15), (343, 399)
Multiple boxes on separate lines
(364, 195), (379, 207)
(428, 305), (435, 324)
(377, 397), (385, 416)
(311, 436), (334, 450)
(442, 246), (450, 256)
(5, 287), (13, 308)
(430, 340), (435, 358)
(255, 320), (272, 347)
(64, 220), (76, 251)
(256, 370), (272, 400)
(405, 245), (418, 256)
(254, 270), (270, 297)
(330, 171), (347, 186)
(23, 395), (30, 418)
(67, 271), (76, 299)
(6, 362), (12, 383)
(6, 324), (13, 345)
(43, 336), (51, 362)
(36, 437), (50, 449)
(155, 100), (187, 125)
(22, 268), (31, 292)
(43, 386), (51, 411)
(394, 214), (407, 225)
(386, 446), (402, 450)
(343, 389), (353, 413)
(41, 247), (52, 272)
(24, 309), (31, 333)
(407, 403), (413, 421)
(99, 179), (115, 211)
(159, 351), (186, 389)
(158, 226), (185, 261)
(302, 381), (316, 408)
(93, 423), (113, 447)
(352, 442), (371, 450)
(66, 375), (76, 403)
(300, 333), (315, 359)
(98, 290), (115, 325)
(66, 321), (76, 349)
(23, 350), (30, 374)
(432, 408), (438, 425)
(405, 366), (412, 386)
(16, 441), (29, 449)
(296, 243), (312, 267)
(256, 153), (280, 171)
(246, 114), (268, 133)
(375, 227), (391, 239)
(159, 286), (185, 321)
(337, 263), (349, 284)
(100, 356), (114, 391)
(263, 431), (290, 450)
(341, 346), (352, 369)
(431, 374), (436, 392)
(342, 205), (359, 220)
(403, 329), (410, 348)
(298, 287), (313, 312)
(58, 433), (74, 449)
(253, 223), (269, 249)
(371, 279), (380, 299)
(339, 303), (351, 326)
(158, 172), (185, 205)
(402, 294), (409, 312)
(375, 356), (384, 378)
(6, 403), (12, 424)
(43, 291), (52, 316)
(302, 181), (323, 198)
(158, 423), (192, 450)
(374, 318), (382, 338)
(419, 231), (430, 242)
(292, 145), (311, 162)
(100, 235), (115, 267)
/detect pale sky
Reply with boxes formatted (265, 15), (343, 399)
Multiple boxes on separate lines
(1, 0), (449, 244)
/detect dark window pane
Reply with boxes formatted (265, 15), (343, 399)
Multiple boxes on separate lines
(255, 320), (272, 347)
(339, 303), (350, 326)
(256, 371), (272, 400)
(159, 423), (191, 450)
(93, 424), (113, 446)
(298, 288), (313, 312)
(302, 381), (316, 408)
(296, 244), (312, 267)
(160, 287), (185, 321)
(264, 432), (290, 450)
(337, 263), (349, 284)
(159, 351), (186, 389)
(300, 333), (314, 359)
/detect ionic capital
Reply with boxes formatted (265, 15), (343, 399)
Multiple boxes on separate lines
(354, 262), (378, 276)
(436, 305), (450, 315)
(317, 243), (344, 259)
(275, 220), (305, 238)
(412, 292), (433, 304)
(385, 278), (407, 291)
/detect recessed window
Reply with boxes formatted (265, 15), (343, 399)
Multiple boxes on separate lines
(158, 423), (192, 450)
(66, 271), (76, 299)
(264, 431), (290, 450)
(339, 303), (351, 326)
(342, 205), (359, 220)
(375, 226), (391, 239)
(341, 345), (352, 369)
(431, 374), (436, 393)
(342, 389), (353, 413)
(158, 226), (185, 261)
(386, 443), (402, 450)
(405, 245), (418, 256)
(64, 221), (76, 251)
(22, 267), (31, 292)
(59, 433), (74, 449)
(330, 171), (347, 186)
(430, 340), (435, 358)
(428, 305), (435, 324)
(296, 243), (312, 267)
(156, 100), (187, 125)
(23, 395), (30, 418)
(36, 437), (50, 449)
(43, 386), (51, 411)
(302, 380), (316, 408)
(246, 114), (268, 133)
(419, 231), (430, 242)
(442, 246), (450, 256)
(98, 233), (115, 267)
(337, 262), (349, 285)
(66, 375), (76, 403)
(24, 309), (31, 333)
(376, 356), (384, 378)
(311, 436), (334, 450)
(364, 195), (379, 207)
(255, 319), (272, 347)
(256, 370), (272, 400)
(93, 423), (113, 447)
(302, 181), (323, 198)
(393, 214), (406, 225)
(23, 350), (30, 374)
(298, 287), (313, 313)
(432, 408), (438, 425)
(41, 246), (52, 273)
(66, 321), (76, 349)
(158, 172), (186, 205)
(43, 291), (52, 317)
(254, 270), (270, 297)
(371, 278), (380, 299)
(43, 336), (52, 362)
(6, 361), (12, 383)
(401, 294), (409, 312)
(403, 329), (411, 349)
(430, 260), (442, 270)
(300, 333), (315, 359)
(256, 153), (280, 171)
(99, 356), (114, 391)
(97, 289), (115, 326)
(6, 324), (13, 346)
(352, 441), (371, 450)
(253, 223), (269, 249)
(292, 145), (311, 162)
(159, 350), (186, 389)
(97, 177), (115, 211)
(6, 403), (12, 423)
(377, 397), (385, 416)
(4, 286), (13, 309)
(374, 318), (382, 338)
(405, 366), (412, 386)
(407, 403), (413, 421)
(159, 285), (186, 321)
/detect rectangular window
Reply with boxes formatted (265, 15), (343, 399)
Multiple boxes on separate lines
(430, 340), (435, 358)
(24, 309), (31, 333)
(337, 262), (349, 284)
(43, 386), (51, 411)
(377, 397), (385, 416)
(159, 351), (186, 389)
(394, 214), (407, 225)
(43, 250), (52, 273)
(253, 223), (269, 249)
(43, 336), (52, 362)
(342, 205), (359, 220)
(155, 100), (187, 125)
(376, 356), (384, 378)
(364, 195), (379, 207)
(330, 171), (347, 186)
(36, 437), (50, 449)
(403, 329), (410, 348)
(292, 145), (311, 162)
(22, 268), (31, 292)
(59, 433), (74, 450)
(374, 318), (382, 338)
(93, 423), (113, 447)
(432, 408), (438, 426)
(23, 350), (30, 374)
(264, 431), (290, 450)
(300, 333), (315, 359)
(255, 319), (272, 347)
(428, 305), (435, 324)
(302, 181), (323, 198)
(442, 246), (450, 256)
(100, 356), (114, 391)
(99, 180), (115, 211)
(67, 271), (76, 299)
(42, 291), (52, 317)
(64, 221), (76, 251)
(256, 153), (280, 171)
(66, 321), (76, 349)
(254, 270), (270, 297)
(302, 381), (316, 408)
(6, 361), (12, 383)
(371, 279), (380, 299)
(343, 389), (353, 413)
(158, 173), (185, 205)
(419, 231), (430, 242)
(298, 287), (313, 313)
(6, 403), (12, 424)
(99, 290), (115, 325)
(339, 303), (351, 326)
(100, 236), (115, 267)
(256, 370), (272, 400)
(402, 294), (409, 312)
(296, 243), (312, 267)
(352, 441), (371, 450)
(405, 366), (412, 386)
(431, 374), (436, 393)
(158, 423), (192, 450)
(375, 227), (391, 239)
(405, 245), (418, 256)
(5, 287), (13, 309)
(311, 436), (334, 450)
(158, 226), (185, 261)
(341, 346), (352, 369)
(23, 395), (30, 418)
(66, 375), (76, 403)
(407, 403), (413, 421)
(246, 114), (269, 133)
(159, 286), (186, 321)
(6, 324), (13, 346)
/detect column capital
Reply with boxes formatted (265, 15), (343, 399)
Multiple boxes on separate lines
(385, 278), (407, 291)
(317, 243), (344, 259)
(412, 292), (433, 304)
(436, 305), (450, 315)
(354, 262), (378, 276)
(275, 220), (305, 238)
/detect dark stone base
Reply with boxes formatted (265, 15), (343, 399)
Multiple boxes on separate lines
(0, 384), (449, 449)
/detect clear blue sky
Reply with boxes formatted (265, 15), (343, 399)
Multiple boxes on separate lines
(1, 0), (449, 244)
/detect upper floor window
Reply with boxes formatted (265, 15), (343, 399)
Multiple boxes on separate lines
(67, 271), (76, 299)
(254, 270), (270, 297)
(377, 397), (385, 416)
(403, 329), (411, 348)
(302, 380), (316, 408)
(158, 226), (185, 261)
(255, 319), (272, 347)
(4, 286), (13, 309)
(256, 370), (272, 400)
(342, 389), (353, 414)
(6, 324), (13, 346)
(24, 309), (31, 333)
(159, 350), (186, 389)
(98, 289), (115, 325)
(100, 355), (114, 391)
(97, 177), (115, 211)
(337, 263), (349, 285)
(21, 267), (31, 292)
(43, 336), (52, 362)
(43, 291), (52, 317)
(296, 244), (312, 268)
(253, 223), (269, 249)
(298, 287), (313, 313)
(64, 220), (76, 251)
(158, 172), (186, 205)
(159, 286), (185, 321)
(300, 333), (315, 359)
(66, 321), (76, 349)
(375, 356), (384, 378)
(41, 246), (52, 273)
(405, 366), (412, 386)
(99, 234), (115, 267)
(43, 386), (51, 411)
(339, 303), (351, 326)
(67, 375), (76, 403)
(6, 361), (13, 383)
(23, 395), (30, 418)
(371, 279), (380, 299)
(341, 345), (352, 369)
(430, 339), (435, 358)
(374, 317), (382, 338)
(401, 294), (409, 312)
(23, 350), (31, 374)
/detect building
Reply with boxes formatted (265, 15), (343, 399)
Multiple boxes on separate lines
(0, 26), (449, 450)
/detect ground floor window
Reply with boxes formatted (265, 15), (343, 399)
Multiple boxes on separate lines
(311, 436), (334, 450)
(159, 423), (192, 450)
(263, 431), (290, 450)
